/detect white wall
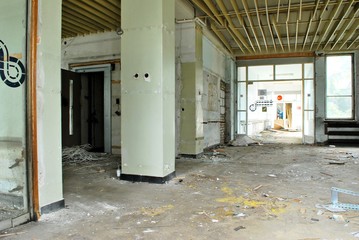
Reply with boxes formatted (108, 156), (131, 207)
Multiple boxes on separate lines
(37, 0), (63, 210)
(0, 0), (27, 199)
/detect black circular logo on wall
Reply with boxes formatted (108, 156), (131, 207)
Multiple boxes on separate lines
(0, 40), (26, 88)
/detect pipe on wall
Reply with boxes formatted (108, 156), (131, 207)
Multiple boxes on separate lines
(30, 0), (40, 221)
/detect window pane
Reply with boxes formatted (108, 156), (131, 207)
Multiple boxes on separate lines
(237, 111), (246, 134)
(326, 97), (352, 119)
(238, 67), (246, 82)
(326, 56), (352, 96)
(237, 82), (246, 110)
(275, 64), (302, 80)
(248, 65), (273, 80)
(304, 63), (314, 79)
(304, 80), (314, 110)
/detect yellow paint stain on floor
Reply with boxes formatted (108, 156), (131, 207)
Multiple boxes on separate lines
(141, 204), (174, 217)
(217, 185), (288, 215)
(216, 196), (243, 204)
(221, 186), (234, 195)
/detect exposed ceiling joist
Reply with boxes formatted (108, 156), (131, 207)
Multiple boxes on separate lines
(61, 0), (359, 57)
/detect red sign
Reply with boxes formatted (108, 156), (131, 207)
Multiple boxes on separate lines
(277, 95), (282, 101)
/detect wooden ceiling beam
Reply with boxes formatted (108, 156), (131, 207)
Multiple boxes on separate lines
(64, 0), (118, 29)
(216, 0), (253, 53)
(212, 1), (340, 18)
(309, 0), (331, 50)
(83, 0), (120, 23)
(316, 0), (344, 50)
(62, 29), (78, 38)
(271, 16), (285, 51)
(211, 23), (234, 55)
(203, 0), (225, 25)
(191, 0), (222, 25)
(95, 0), (121, 13)
(331, 6), (359, 50)
(242, 0), (262, 51)
(62, 18), (96, 34)
(265, 0), (277, 52)
(230, 0), (256, 53)
(106, 0), (121, 9)
(323, 0), (355, 50)
(62, 7), (111, 31)
(62, 12), (99, 32)
(254, 0), (268, 52)
(286, 0), (292, 51)
(62, 24), (88, 36)
(347, 34), (359, 49)
(339, 20), (359, 50)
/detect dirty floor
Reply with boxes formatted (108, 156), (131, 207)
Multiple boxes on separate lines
(1, 144), (359, 240)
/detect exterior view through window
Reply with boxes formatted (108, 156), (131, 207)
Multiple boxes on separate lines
(326, 55), (353, 119)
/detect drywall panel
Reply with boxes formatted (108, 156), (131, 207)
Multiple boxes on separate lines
(37, 0), (63, 209)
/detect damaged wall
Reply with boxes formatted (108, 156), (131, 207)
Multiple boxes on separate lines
(202, 36), (236, 148)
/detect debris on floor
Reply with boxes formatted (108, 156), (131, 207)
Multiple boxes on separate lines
(352, 231), (359, 238)
(229, 135), (261, 147)
(62, 144), (107, 165)
(234, 226), (246, 231)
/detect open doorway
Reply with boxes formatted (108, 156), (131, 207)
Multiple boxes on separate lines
(247, 81), (302, 144)
(61, 65), (111, 152)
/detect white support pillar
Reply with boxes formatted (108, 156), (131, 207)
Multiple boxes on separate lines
(121, 0), (175, 183)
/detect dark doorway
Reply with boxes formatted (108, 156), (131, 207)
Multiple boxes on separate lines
(61, 69), (105, 152)
(81, 72), (105, 152)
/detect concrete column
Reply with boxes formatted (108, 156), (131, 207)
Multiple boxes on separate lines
(121, 0), (175, 183)
(179, 25), (204, 156)
(314, 56), (328, 143)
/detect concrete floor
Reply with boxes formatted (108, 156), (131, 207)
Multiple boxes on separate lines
(1, 144), (359, 240)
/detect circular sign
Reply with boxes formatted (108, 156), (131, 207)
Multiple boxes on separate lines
(277, 95), (283, 101)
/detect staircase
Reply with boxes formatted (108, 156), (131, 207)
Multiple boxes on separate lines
(325, 121), (359, 145)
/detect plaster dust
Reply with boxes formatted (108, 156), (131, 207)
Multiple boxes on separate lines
(2, 144), (359, 240)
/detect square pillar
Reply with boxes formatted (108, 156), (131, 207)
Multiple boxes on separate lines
(179, 24), (204, 157)
(121, 0), (175, 183)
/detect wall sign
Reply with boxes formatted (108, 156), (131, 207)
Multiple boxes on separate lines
(0, 40), (26, 88)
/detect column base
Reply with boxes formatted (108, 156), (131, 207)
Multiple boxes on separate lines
(120, 171), (176, 184)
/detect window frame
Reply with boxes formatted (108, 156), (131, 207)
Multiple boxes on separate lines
(325, 54), (354, 120)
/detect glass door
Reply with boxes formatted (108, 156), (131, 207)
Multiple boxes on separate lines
(0, 0), (30, 230)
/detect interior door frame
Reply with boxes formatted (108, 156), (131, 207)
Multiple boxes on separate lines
(71, 64), (112, 153)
